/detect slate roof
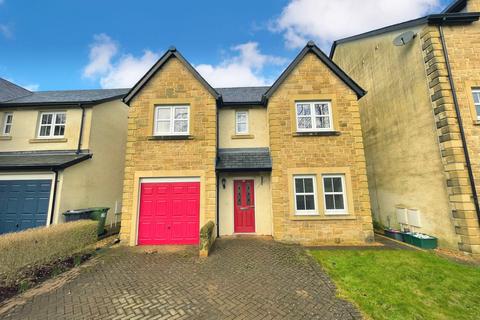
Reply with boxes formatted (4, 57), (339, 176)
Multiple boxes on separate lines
(0, 78), (32, 102)
(1, 88), (129, 106)
(0, 151), (92, 170)
(216, 148), (272, 171)
(216, 86), (269, 105)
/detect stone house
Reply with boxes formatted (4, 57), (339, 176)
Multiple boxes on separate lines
(331, 0), (480, 254)
(119, 42), (374, 246)
(0, 78), (128, 233)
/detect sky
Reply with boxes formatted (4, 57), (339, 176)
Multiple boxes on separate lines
(0, 0), (451, 91)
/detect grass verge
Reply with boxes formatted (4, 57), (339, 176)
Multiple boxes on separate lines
(310, 250), (480, 320)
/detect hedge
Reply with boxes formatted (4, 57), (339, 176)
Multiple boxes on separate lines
(0, 220), (98, 286)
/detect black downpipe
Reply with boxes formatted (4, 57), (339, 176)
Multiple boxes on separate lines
(49, 169), (59, 225)
(438, 24), (480, 223)
(76, 104), (85, 154)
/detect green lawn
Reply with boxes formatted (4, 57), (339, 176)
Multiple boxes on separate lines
(310, 250), (480, 320)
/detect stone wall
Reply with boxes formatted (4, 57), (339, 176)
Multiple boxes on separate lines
(268, 52), (373, 245)
(119, 57), (217, 244)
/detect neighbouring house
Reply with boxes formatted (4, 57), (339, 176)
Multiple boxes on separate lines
(331, 0), (480, 254)
(119, 41), (374, 246)
(0, 78), (129, 234)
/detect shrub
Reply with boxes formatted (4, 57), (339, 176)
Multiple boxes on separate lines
(0, 220), (97, 287)
(199, 220), (215, 257)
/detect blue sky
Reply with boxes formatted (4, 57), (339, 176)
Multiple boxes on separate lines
(0, 0), (451, 91)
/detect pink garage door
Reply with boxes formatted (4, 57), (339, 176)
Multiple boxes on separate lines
(138, 181), (200, 245)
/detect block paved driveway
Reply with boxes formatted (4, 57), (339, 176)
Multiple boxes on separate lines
(2, 237), (361, 320)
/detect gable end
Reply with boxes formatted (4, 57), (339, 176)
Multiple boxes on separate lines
(123, 47), (221, 105)
(264, 41), (366, 100)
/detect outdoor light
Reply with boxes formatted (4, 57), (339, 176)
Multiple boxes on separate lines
(221, 178), (226, 189)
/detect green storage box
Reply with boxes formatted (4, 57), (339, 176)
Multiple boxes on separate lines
(403, 233), (437, 249)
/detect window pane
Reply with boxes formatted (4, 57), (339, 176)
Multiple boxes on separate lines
(41, 114), (52, 124)
(55, 113), (66, 124)
(316, 116), (330, 129)
(315, 103), (329, 116)
(156, 108), (170, 120)
(237, 123), (247, 133)
(6, 114), (13, 124)
(246, 183), (251, 205)
(333, 178), (343, 192)
(325, 195), (335, 210)
(54, 125), (65, 136)
(174, 107), (188, 120)
(155, 120), (170, 133)
(323, 178), (333, 192)
(334, 195), (345, 210)
(295, 178), (304, 193)
(174, 120), (188, 133)
(296, 104), (311, 116)
(296, 195), (306, 210)
(4, 124), (11, 134)
(304, 178), (314, 193)
(298, 117), (312, 129)
(473, 92), (480, 104)
(40, 126), (50, 136)
(476, 106), (480, 118)
(305, 195), (315, 210)
(236, 112), (247, 123)
(237, 184), (242, 205)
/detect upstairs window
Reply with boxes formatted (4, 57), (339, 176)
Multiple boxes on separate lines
(473, 89), (480, 121)
(294, 175), (317, 215)
(38, 112), (66, 138)
(154, 105), (189, 136)
(2, 112), (13, 135)
(296, 101), (333, 132)
(235, 111), (249, 135)
(322, 175), (347, 215)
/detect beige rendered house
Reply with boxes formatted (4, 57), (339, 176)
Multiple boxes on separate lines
(332, 0), (480, 254)
(0, 78), (128, 234)
(119, 42), (374, 246)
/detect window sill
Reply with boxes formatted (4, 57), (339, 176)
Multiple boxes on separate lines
(293, 131), (341, 137)
(474, 120), (480, 126)
(0, 136), (12, 140)
(289, 214), (356, 221)
(29, 138), (68, 143)
(148, 135), (193, 141)
(231, 134), (255, 140)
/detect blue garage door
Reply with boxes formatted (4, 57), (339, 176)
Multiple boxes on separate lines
(0, 180), (52, 234)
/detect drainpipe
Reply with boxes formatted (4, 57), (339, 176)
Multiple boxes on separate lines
(216, 99), (220, 238)
(49, 169), (59, 225)
(438, 24), (480, 223)
(76, 103), (85, 154)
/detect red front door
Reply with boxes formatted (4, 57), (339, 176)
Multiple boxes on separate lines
(138, 182), (200, 245)
(234, 180), (255, 233)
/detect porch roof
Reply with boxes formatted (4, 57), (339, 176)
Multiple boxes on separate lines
(0, 150), (92, 170)
(216, 148), (272, 172)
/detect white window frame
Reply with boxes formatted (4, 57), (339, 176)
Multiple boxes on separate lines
(293, 175), (318, 216)
(473, 89), (480, 121)
(295, 101), (333, 132)
(235, 110), (249, 135)
(322, 174), (348, 215)
(153, 105), (190, 136)
(2, 112), (13, 135)
(37, 111), (66, 138)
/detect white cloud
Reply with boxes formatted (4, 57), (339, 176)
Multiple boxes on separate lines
(83, 33), (159, 88)
(272, 0), (442, 49)
(195, 42), (287, 87)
